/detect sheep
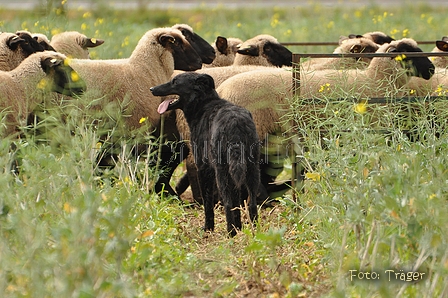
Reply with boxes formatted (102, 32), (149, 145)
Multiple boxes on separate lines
(0, 51), (85, 137)
(402, 38), (448, 96)
(65, 27), (203, 197)
(16, 30), (104, 59)
(15, 30), (56, 51)
(172, 34), (289, 90)
(348, 31), (395, 45)
(202, 36), (243, 68)
(68, 27), (202, 128)
(301, 36), (380, 71)
(50, 31), (105, 59)
(299, 38), (434, 99)
(0, 32), (47, 71)
(233, 34), (292, 67)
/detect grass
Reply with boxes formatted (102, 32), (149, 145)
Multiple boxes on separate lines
(1, 1), (448, 297)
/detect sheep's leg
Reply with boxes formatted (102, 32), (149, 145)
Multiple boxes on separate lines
(154, 141), (189, 198)
(198, 167), (215, 232)
(174, 172), (190, 196)
(185, 152), (204, 204)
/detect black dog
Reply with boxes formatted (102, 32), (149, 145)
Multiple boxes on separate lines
(150, 73), (260, 237)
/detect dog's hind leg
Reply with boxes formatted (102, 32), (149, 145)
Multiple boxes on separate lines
(198, 167), (215, 232)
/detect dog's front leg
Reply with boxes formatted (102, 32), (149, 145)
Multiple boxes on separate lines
(198, 167), (215, 232)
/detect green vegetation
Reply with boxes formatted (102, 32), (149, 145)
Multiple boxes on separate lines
(1, 1), (447, 297)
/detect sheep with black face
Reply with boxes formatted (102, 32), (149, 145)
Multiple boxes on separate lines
(0, 51), (85, 137)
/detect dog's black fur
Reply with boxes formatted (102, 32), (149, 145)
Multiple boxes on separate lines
(151, 73), (260, 237)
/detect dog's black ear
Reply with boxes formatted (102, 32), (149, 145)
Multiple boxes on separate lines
(196, 74), (215, 90)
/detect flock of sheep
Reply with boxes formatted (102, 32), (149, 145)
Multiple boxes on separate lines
(1, 24), (448, 220)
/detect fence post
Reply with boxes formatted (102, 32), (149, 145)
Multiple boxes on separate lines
(291, 54), (301, 203)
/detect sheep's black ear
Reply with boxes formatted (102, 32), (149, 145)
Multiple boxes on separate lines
(6, 35), (26, 50)
(263, 42), (292, 67)
(178, 28), (193, 41)
(348, 34), (363, 39)
(41, 57), (62, 73)
(370, 33), (395, 45)
(216, 36), (228, 54)
(436, 40), (448, 52)
(196, 74), (215, 90)
(84, 37), (105, 48)
(159, 34), (176, 47)
(237, 44), (259, 56)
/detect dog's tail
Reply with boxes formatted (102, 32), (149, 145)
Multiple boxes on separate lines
(228, 142), (247, 188)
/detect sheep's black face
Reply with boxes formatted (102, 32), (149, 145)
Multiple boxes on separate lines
(160, 33), (203, 71)
(15, 32), (48, 54)
(5, 34), (39, 56)
(151, 73), (216, 115)
(41, 58), (86, 96)
(389, 41), (435, 80)
(263, 42), (293, 67)
(176, 26), (216, 64)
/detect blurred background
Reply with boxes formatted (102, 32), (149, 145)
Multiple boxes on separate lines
(1, 0), (448, 10)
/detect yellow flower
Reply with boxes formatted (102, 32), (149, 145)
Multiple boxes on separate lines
(394, 54), (407, 62)
(81, 23), (87, 31)
(318, 83), (331, 93)
(82, 11), (92, 18)
(37, 78), (48, 90)
(121, 36), (130, 48)
(63, 57), (71, 66)
(21, 21), (28, 31)
(63, 202), (76, 213)
(435, 85), (448, 96)
(402, 29), (409, 38)
(139, 117), (147, 124)
(283, 29), (292, 37)
(51, 28), (62, 36)
(270, 13), (280, 28)
(70, 71), (80, 82)
(354, 101), (367, 114)
(305, 172), (321, 181)
(94, 18), (104, 26)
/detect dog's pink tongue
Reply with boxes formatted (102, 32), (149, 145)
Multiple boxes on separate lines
(157, 99), (172, 114)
